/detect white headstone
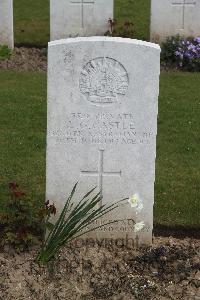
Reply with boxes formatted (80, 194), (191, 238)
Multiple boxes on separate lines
(0, 0), (14, 49)
(50, 0), (113, 40)
(151, 0), (200, 43)
(47, 37), (160, 245)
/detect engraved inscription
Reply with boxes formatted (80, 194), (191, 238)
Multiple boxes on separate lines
(81, 149), (121, 204)
(70, 0), (95, 28)
(48, 112), (155, 146)
(80, 57), (129, 104)
(172, 0), (196, 29)
(87, 219), (151, 233)
(64, 50), (74, 64)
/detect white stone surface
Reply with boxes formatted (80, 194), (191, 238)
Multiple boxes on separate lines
(0, 0), (13, 49)
(151, 0), (200, 43)
(50, 0), (113, 40)
(47, 37), (160, 245)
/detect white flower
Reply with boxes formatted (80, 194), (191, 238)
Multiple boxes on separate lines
(128, 193), (143, 213)
(134, 221), (145, 232)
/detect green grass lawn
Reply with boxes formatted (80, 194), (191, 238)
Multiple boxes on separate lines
(14, 0), (150, 47)
(0, 72), (46, 206)
(0, 71), (199, 227)
(14, 0), (49, 47)
(115, 0), (150, 41)
(155, 72), (200, 227)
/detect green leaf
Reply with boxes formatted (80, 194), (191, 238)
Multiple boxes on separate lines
(46, 221), (55, 231)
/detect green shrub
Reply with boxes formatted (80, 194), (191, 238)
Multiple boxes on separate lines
(0, 182), (144, 259)
(36, 183), (129, 265)
(0, 45), (12, 60)
(161, 36), (181, 68)
(0, 182), (42, 251)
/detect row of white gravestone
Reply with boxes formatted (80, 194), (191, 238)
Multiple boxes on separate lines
(1, 0), (200, 49)
(52, 0), (200, 41)
(0, 0), (113, 49)
(46, 37), (160, 244)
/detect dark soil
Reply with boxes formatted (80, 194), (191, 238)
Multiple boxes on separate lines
(0, 47), (186, 74)
(0, 46), (192, 77)
(0, 47), (47, 72)
(0, 236), (199, 300)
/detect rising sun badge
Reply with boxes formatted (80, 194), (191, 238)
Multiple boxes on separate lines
(79, 57), (129, 104)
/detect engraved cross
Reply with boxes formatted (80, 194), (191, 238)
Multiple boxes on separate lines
(172, 0), (196, 29)
(81, 150), (122, 206)
(70, 0), (95, 28)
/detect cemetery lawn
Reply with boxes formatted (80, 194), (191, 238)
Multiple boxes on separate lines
(14, 0), (50, 47)
(155, 72), (200, 228)
(13, 0), (150, 47)
(0, 71), (46, 207)
(0, 70), (199, 229)
(115, 0), (150, 41)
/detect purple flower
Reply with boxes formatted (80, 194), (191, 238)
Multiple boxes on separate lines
(194, 37), (200, 43)
(188, 44), (195, 50)
(170, 37), (200, 70)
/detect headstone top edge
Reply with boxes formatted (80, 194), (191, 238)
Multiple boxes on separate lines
(48, 36), (161, 51)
